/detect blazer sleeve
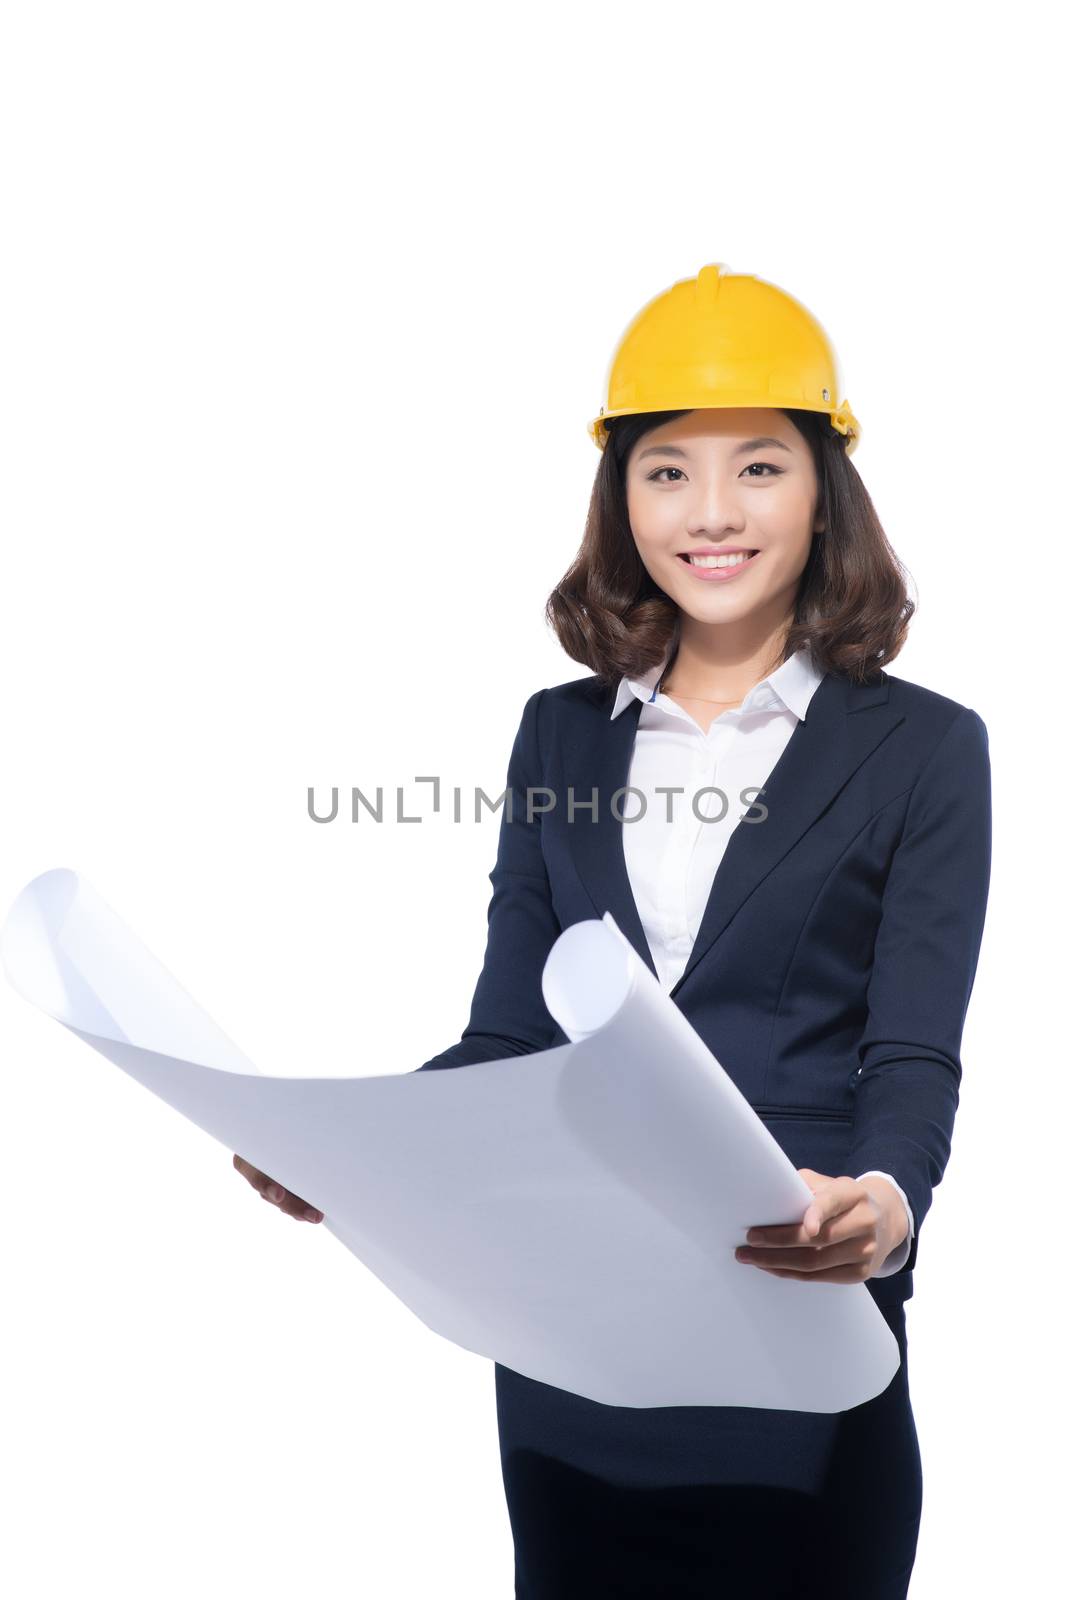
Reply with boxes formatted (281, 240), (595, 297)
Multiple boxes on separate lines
(414, 688), (564, 1073)
(842, 706), (993, 1275)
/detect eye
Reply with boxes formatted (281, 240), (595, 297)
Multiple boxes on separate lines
(647, 466), (685, 482)
(742, 462), (783, 478)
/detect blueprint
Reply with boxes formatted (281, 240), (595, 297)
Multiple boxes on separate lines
(1, 867), (900, 1411)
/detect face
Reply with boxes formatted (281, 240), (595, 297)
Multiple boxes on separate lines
(624, 408), (825, 632)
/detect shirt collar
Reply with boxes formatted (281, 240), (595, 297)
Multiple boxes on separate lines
(609, 642), (825, 722)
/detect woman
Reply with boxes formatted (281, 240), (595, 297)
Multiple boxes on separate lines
(236, 264), (993, 1597)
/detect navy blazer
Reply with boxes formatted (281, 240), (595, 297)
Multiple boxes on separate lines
(417, 665), (993, 1310)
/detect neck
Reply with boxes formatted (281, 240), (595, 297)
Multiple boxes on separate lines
(663, 618), (793, 702)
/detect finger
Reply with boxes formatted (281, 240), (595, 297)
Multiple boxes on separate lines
(799, 1171), (869, 1241)
(745, 1205), (870, 1250)
(737, 1237), (876, 1273)
(751, 1190), (869, 1248)
(235, 1156), (322, 1221)
(234, 1155), (275, 1196)
(750, 1260), (874, 1284)
(742, 1239), (877, 1281)
(276, 1190), (324, 1223)
(255, 1182), (315, 1220)
(745, 1169), (837, 1246)
(793, 1168), (850, 1240)
(744, 1221), (817, 1246)
(802, 1177), (865, 1240)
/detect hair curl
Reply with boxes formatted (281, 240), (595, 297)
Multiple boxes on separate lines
(545, 408), (914, 690)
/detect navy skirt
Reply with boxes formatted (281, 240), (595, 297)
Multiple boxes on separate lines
(495, 1292), (921, 1599)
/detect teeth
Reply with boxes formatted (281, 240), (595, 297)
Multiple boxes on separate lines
(688, 551), (754, 568)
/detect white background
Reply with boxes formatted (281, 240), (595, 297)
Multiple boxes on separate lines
(0, 3), (1061, 1594)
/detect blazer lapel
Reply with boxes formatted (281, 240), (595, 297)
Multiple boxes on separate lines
(556, 690), (660, 979)
(559, 670), (903, 1002)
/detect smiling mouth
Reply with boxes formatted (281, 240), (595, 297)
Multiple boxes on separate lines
(678, 549), (761, 575)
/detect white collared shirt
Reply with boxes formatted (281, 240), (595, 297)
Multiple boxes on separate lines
(611, 642), (914, 1276)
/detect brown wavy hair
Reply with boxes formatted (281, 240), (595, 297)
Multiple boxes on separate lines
(545, 408), (914, 690)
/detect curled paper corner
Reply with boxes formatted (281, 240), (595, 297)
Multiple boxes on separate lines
(2, 867), (86, 1020)
(541, 915), (637, 1043)
(1, 867), (260, 1075)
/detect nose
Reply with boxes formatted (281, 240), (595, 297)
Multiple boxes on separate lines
(684, 476), (748, 537)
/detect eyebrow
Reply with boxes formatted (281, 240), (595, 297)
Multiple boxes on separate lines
(636, 436), (794, 461)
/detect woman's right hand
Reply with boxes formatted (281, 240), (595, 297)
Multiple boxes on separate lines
(233, 1154), (324, 1223)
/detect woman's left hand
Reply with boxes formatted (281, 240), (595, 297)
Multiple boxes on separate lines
(734, 1169), (910, 1283)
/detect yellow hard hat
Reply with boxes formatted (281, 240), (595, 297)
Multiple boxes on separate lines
(588, 262), (861, 456)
